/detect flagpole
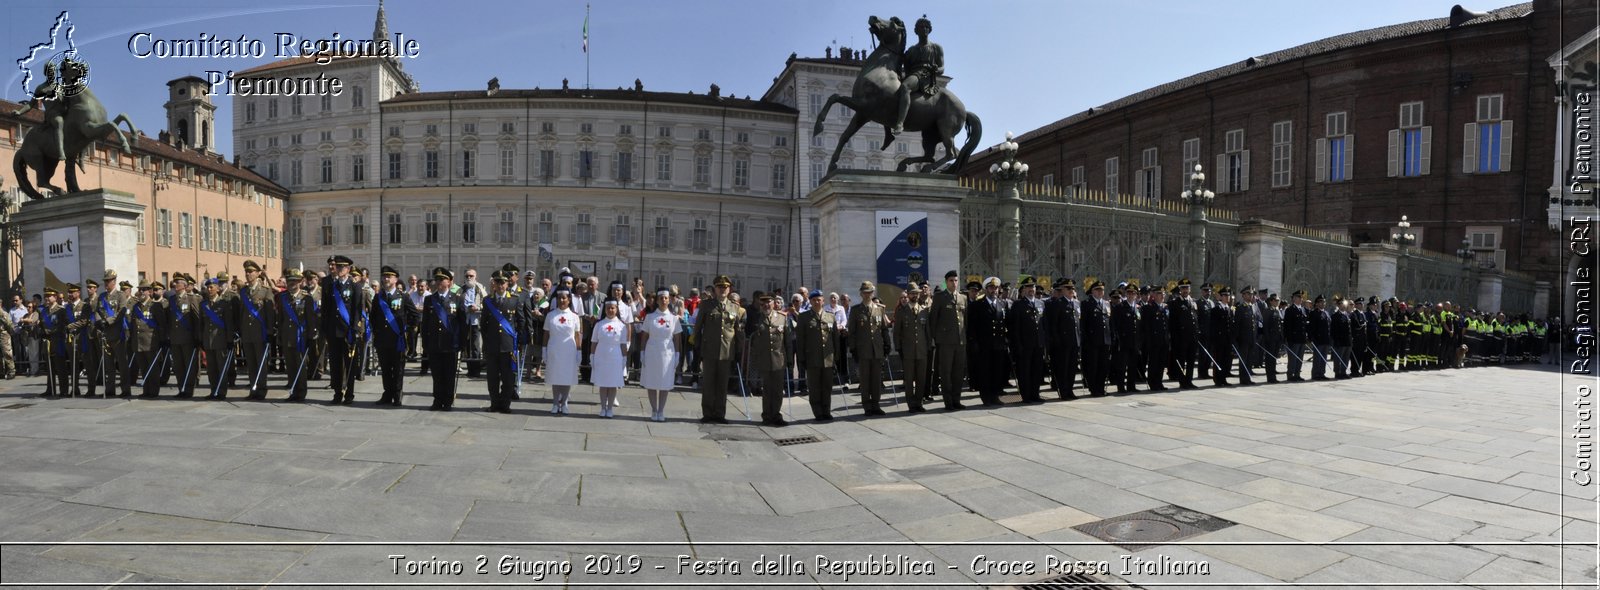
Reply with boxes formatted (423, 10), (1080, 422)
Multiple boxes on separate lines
(584, 3), (591, 92)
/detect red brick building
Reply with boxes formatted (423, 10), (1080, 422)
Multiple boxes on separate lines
(967, 0), (1597, 288)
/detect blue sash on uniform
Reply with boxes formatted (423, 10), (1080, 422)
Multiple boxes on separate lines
(432, 295), (457, 344)
(66, 305), (87, 352)
(280, 293), (306, 352)
(376, 293), (405, 353)
(239, 290), (267, 341)
(137, 304), (159, 330)
(202, 300), (227, 335)
(99, 294), (126, 340)
(483, 295), (517, 359)
(171, 294), (192, 332)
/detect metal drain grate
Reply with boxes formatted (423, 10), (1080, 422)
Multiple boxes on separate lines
(773, 435), (822, 446)
(1072, 504), (1235, 551)
(0, 403), (33, 409)
(1012, 571), (1139, 590)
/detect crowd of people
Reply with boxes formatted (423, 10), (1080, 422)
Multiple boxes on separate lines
(0, 259), (1565, 426)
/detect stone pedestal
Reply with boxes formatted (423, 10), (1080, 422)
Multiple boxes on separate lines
(809, 171), (967, 297)
(1533, 281), (1552, 319)
(14, 190), (144, 294)
(1354, 243), (1401, 301)
(1233, 220), (1288, 294)
(1476, 272), (1504, 314)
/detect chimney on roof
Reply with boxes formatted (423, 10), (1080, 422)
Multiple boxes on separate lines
(1448, 4), (1488, 27)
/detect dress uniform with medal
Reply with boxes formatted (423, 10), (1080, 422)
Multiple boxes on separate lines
(234, 261), (276, 399)
(422, 267), (469, 410)
(371, 266), (410, 406)
(927, 270), (968, 410)
(199, 277), (239, 399)
(1140, 286), (1171, 391)
(749, 293), (791, 426)
(130, 282), (164, 397)
(1006, 278), (1047, 403)
(482, 270), (529, 413)
(848, 281), (889, 415)
(968, 277), (1009, 406)
(696, 275), (745, 424)
(321, 255), (366, 404)
(893, 282), (932, 412)
(1044, 279), (1080, 399)
(277, 270), (314, 400)
(164, 274), (203, 397)
(94, 271), (131, 397)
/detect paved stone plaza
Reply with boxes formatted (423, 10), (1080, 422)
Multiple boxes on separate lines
(0, 365), (1591, 588)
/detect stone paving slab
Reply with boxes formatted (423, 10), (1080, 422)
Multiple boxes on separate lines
(0, 364), (1586, 587)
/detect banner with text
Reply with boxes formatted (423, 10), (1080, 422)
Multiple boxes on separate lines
(42, 226), (80, 293)
(875, 211), (929, 292)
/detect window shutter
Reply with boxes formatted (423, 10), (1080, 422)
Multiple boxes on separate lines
(1133, 169), (1146, 199)
(1314, 138), (1328, 183)
(1239, 150), (1250, 191)
(1387, 129), (1400, 177)
(1462, 122), (1478, 173)
(1152, 165), (1161, 199)
(1216, 154), (1228, 193)
(1499, 120), (1514, 172)
(1342, 134), (1354, 181)
(1418, 126), (1432, 175)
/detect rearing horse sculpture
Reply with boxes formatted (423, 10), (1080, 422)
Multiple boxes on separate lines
(11, 57), (138, 200)
(812, 16), (981, 174)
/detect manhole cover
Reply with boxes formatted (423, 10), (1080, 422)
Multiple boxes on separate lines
(0, 403), (32, 409)
(773, 435), (822, 446)
(1073, 504), (1235, 551)
(1011, 571), (1139, 590)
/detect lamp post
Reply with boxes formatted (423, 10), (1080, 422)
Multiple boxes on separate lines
(990, 132), (1027, 283)
(1392, 215), (1416, 295)
(1455, 238), (1476, 269)
(1181, 164), (1215, 283)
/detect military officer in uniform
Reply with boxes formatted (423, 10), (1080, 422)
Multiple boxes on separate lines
(94, 270), (131, 397)
(277, 270), (313, 401)
(321, 255), (366, 404)
(1079, 281), (1112, 396)
(1261, 293), (1284, 384)
(749, 293), (791, 426)
(166, 274), (203, 397)
(422, 268), (468, 410)
(39, 288), (69, 397)
(130, 282), (163, 397)
(1044, 279), (1080, 399)
(1166, 280), (1200, 390)
(1209, 287), (1236, 387)
(61, 283), (91, 397)
(928, 271), (968, 410)
(967, 277), (1008, 405)
(849, 281), (889, 415)
(1331, 299), (1353, 379)
(894, 282), (932, 412)
(235, 261), (275, 399)
(697, 275), (745, 424)
(796, 290), (837, 421)
(1109, 285), (1139, 392)
(481, 270), (528, 413)
(371, 266), (410, 406)
(1231, 287), (1258, 386)
(1005, 278), (1046, 403)
(198, 277), (238, 399)
(1309, 295), (1333, 380)
(1140, 286), (1170, 391)
(1283, 291), (1309, 381)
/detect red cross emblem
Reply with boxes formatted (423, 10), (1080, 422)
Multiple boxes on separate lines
(606, 324), (616, 333)
(657, 318), (668, 326)
(558, 317), (567, 325)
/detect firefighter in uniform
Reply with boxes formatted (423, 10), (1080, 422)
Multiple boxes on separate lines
(796, 290), (837, 421)
(371, 266), (411, 406)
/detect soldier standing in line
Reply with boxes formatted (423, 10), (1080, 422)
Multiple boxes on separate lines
(1332, 299), (1353, 379)
(749, 293), (791, 426)
(236, 261), (276, 400)
(277, 271), (311, 401)
(40, 288), (68, 398)
(481, 270), (528, 414)
(1350, 297), (1369, 377)
(321, 255), (365, 404)
(1140, 286), (1170, 391)
(1208, 287), (1236, 387)
(62, 283), (91, 397)
(1260, 293), (1284, 384)
(94, 270), (130, 397)
(422, 268), (468, 411)
(927, 271), (968, 410)
(967, 277), (1009, 406)
(1195, 284), (1215, 381)
(1284, 291), (1309, 381)
(1166, 280), (1200, 390)
(894, 282), (931, 413)
(849, 281), (889, 415)
(1005, 278), (1046, 403)
(1080, 281), (1112, 397)
(166, 275), (203, 398)
(1231, 287), (1258, 386)
(796, 290), (837, 422)
(1108, 286), (1137, 393)
(371, 266), (410, 406)
(1363, 297), (1382, 373)
(130, 282), (162, 397)
(697, 275), (745, 424)
(199, 277), (239, 399)
(1044, 279), (1080, 400)
(1309, 295), (1333, 380)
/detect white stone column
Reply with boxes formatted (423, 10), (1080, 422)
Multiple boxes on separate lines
(1533, 280), (1552, 319)
(1233, 220), (1288, 294)
(1476, 272), (1505, 314)
(14, 190), (144, 294)
(1354, 243), (1401, 301)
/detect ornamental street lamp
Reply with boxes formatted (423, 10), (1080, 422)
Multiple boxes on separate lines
(1391, 215), (1416, 253)
(991, 132), (1027, 283)
(1182, 164), (1216, 283)
(1455, 237), (1477, 269)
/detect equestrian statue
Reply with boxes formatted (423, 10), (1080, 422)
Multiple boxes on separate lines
(812, 15), (981, 174)
(11, 54), (139, 200)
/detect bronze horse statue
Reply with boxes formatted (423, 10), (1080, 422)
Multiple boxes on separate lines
(812, 16), (981, 174)
(12, 58), (138, 200)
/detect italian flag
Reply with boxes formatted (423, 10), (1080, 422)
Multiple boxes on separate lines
(582, 8), (589, 53)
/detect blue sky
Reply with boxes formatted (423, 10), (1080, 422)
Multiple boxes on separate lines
(6, 0), (1470, 158)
